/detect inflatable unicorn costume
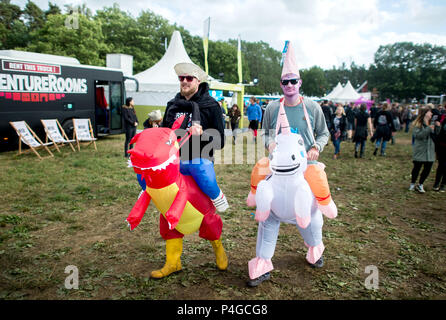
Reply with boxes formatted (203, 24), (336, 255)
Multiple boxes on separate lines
(246, 41), (338, 286)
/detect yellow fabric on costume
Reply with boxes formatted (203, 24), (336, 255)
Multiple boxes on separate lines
(146, 185), (204, 235)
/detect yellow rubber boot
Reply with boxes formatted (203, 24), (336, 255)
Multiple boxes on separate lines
(150, 238), (183, 279)
(210, 239), (228, 271)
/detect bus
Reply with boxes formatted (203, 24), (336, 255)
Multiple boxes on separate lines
(0, 50), (137, 151)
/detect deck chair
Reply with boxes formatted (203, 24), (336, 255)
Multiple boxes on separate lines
(41, 119), (76, 152)
(9, 121), (54, 160)
(73, 118), (97, 151)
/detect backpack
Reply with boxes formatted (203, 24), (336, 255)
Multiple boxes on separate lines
(378, 114), (387, 126)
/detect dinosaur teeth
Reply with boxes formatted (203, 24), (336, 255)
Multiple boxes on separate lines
(127, 154), (177, 171)
(146, 154), (176, 171)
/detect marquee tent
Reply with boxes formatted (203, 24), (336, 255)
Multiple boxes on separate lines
(126, 31), (197, 106)
(323, 82), (343, 100)
(331, 81), (361, 103)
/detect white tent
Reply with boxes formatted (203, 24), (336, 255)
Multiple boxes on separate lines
(323, 82), (343, 100)
(126, 31), (197, 106)
(332, 81), (361, 103)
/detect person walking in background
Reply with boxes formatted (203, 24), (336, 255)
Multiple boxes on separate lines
(329, 105), (347, 159)
(345, 102), (356, 141)
(402, 105), (414, 133)
(218, 99), (227, 129)
(372, 103), (395, 157)
(228, 103), (241, 144)
(321, 100), (333, 134)
(433, 109), (446, 191)
(353, 103), (373, 158)
(409, 106), (438, 193)
(370, 103), (378, 130)
(247, 96), (262, 142)
(390, 103), (401, 144)
(122, 97), (139, 158)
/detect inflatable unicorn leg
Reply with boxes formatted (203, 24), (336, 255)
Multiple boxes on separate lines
(248, 213), (280, 281)
(295, 206), (325, 266)
(304, 163), (337, 219)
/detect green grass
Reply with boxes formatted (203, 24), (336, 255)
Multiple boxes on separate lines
(0, 130), (445, 300)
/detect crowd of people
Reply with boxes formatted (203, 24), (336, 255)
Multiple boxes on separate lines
(319, 100), (446, 192)
(124, 95), (446, 195)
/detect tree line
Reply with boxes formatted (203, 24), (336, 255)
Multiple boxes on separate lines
(1, 1), (445, 101)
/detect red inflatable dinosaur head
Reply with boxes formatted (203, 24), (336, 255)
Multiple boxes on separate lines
(128, 127), (181, 189)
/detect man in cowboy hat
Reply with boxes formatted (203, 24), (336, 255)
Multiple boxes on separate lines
(161, 62), (229, 212)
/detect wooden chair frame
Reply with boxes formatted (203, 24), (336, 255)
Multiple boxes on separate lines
(9, 121), (54, 160)
(41, 119), (76, 153)
(72, 118), (97, 151)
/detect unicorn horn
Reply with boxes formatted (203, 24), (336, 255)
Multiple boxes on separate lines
(276, 98), (291, 135)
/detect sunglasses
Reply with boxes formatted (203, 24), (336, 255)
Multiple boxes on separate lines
(281, 79), (300, 86)
(178, 76), (195, 82)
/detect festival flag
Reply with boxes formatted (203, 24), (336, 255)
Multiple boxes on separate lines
(203, 17), (210, 75)
(237, 34), (242, 83)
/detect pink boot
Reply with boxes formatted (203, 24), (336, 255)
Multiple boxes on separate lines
(248, 257), (274, 280)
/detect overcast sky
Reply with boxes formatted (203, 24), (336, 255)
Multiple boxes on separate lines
(13, 0), (446, 70)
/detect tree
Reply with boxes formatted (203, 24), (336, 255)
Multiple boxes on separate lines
(45, 2), (61, 17)
(370, 42), (446, 100)
(234, 40), (281, 95)
(0, 0), (28, 49)
(25, 13), (110, 66)
(300, 66), (327, 97)
(23, 0), (45, 31)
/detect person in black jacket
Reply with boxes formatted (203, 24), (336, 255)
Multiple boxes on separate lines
(122, 97), (138, 158)
(372, 103), (395, 156)
(329, 105), (347, 159)
(161, 62), (228, 212)
(321, 100), (333, 132)
(353, 104), (373, 158)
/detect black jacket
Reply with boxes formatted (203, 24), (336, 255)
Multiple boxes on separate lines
(162, 82), (225, 161)
(373, 110), (395, 141)
(122, 105), (138, 128)
(329, 115), (347, 141)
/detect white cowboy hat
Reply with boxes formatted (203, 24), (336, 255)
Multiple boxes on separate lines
(148, 109), (162, 121)
(174, 62), (208, 82)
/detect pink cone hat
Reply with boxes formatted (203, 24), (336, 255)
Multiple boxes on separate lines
(281, 41), (300, 79)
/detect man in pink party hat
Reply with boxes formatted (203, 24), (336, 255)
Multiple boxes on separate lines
(246, 40), (337, 287)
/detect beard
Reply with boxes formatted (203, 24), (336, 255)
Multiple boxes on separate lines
(180, 84), (199, 98)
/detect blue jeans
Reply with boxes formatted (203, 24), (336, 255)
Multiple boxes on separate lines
(355, 141), (366, 155)
(180, 158), (221, 199)
(375, 138), (387, 153)
(136, 158), (221, 200)
(405, 120), (412, 133)
(332, 138), (341, 155)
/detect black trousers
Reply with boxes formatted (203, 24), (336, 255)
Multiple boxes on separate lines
(124, 125), (137, 157)
(411, 161), (434, 185)
(434, 156), (446, 187)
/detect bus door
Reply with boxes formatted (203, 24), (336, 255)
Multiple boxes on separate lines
(109, 81), (123, 133)
(94, 80), (123, 135)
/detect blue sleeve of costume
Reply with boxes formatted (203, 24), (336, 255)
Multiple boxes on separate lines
(137, 173), (146, 191)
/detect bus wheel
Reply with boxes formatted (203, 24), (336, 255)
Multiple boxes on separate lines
(62, 119), (74, 139)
